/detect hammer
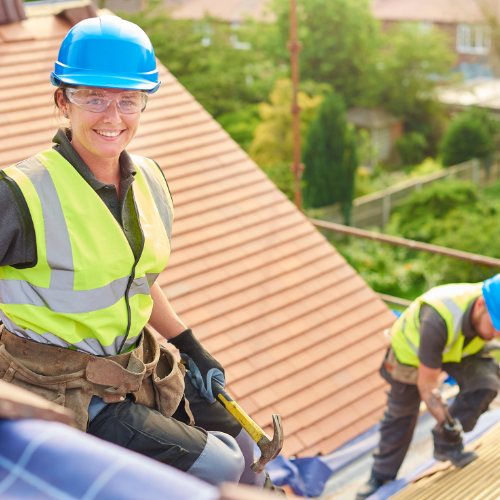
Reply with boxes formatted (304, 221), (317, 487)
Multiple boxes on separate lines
(212, 380), (284, 474)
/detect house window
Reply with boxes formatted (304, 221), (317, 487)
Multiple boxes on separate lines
(457, 24), (491, 55)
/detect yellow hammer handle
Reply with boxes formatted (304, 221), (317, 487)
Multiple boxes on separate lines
(218, 394), (265, 443)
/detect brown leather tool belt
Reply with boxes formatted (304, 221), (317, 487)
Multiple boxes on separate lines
(383, 347), (419, 385)
(0, 324), (191, 431)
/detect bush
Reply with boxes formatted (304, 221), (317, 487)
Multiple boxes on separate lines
(217, 105), (261, 151)
(390, 180), (478, 242)
(440, 108), (498, 167)
(260, 161), (295, 201)
(395, 132), (428, 165)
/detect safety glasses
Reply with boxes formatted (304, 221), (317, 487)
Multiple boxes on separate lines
(65, 88), (148, 114)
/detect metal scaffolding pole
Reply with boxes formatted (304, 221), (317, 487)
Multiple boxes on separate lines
(288, 0), (304, 210)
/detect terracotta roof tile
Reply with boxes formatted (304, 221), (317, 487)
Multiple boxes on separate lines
(372, 0), (491, 24)
(1, 13), (398, 458)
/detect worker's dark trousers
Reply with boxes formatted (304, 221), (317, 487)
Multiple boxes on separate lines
(372, 353), (500, 481)
(88, 375), (265, 487)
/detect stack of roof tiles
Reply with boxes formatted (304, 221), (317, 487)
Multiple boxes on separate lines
(0, 12), (396, 457)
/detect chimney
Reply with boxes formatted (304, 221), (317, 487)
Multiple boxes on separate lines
(0, 0), (26, 24)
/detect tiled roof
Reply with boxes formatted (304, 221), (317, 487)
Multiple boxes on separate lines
(165, 0), (274, 23)
(372, 0), (492, 24)
(0, 13), (396, 457)
(391, 421), (500, 500)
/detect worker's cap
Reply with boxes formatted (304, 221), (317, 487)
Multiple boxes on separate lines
(482, 274), (500, 330)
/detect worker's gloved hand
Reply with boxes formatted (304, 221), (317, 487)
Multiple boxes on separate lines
(440, 418), (463, 444)
(169, 328), (225, 403)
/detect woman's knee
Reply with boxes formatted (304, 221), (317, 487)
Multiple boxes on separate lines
(186, 431), (244, 485)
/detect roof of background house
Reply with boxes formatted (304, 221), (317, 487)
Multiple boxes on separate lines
(437, 78), (500, 111)
(347, 108), (400, 129)
(372, 0), (493, 25)
(165, 0), (274, 23)
(0, 7), (396, 457)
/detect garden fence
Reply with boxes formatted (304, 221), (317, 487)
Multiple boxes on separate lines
(315, 157), (500, 228)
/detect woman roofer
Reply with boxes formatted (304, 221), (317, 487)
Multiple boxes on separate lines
(0, 16), (279, 490)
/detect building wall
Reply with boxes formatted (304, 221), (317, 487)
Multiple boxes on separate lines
(381, 20), (491, 70)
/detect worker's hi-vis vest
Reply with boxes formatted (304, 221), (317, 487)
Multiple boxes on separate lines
(391, 283), (485, 367)
(0, 149), (173, 356)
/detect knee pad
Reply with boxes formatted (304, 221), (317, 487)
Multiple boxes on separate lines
(186, 431), (244, 485)
(235, 429), (266, 487)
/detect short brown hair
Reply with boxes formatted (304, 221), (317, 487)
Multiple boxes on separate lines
(53, 82), (75, 109)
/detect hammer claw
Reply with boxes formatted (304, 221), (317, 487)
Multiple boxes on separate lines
(250, 414), (284, 474)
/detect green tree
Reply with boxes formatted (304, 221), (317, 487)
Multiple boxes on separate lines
(440, 107), (499, 166)
(120, 6), (281, 117)
(249, 78), (327, 165)
(302, 93), (358, 223)
(272, 0), (380, 107)
(376, 23), (455, 155)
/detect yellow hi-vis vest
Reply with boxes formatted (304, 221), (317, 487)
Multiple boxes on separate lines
(391, 283), (485, 367)
(0, 149), (173, 356)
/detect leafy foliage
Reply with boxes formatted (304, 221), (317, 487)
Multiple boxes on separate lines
(302, 93), (358, 222)
(272, 0), (380, 107)
(249, 78), (327, 165)
(260, 161), (295, 201)
(395, 132), (428, 165)
(216, 105), (261, 152)
(440, 107), (499, 167)
(390, 180), (478, 242)
(335, 179), (500, 300)
(120, 6), (282, 117)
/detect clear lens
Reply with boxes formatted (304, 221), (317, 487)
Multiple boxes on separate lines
(65, 88), (148, 114)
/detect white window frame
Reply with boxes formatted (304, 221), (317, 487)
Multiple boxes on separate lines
(457, 23), (491, 55)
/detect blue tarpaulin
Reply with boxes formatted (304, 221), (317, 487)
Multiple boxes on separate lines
(267, 408), (500, 498)
(0, 418), (219, 500)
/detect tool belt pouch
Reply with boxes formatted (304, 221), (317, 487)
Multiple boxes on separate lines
(132, 328), (191, 422)
(384, 347), (419, 385)
(153, 347), (186, 418)
(0, 325), (91, 431)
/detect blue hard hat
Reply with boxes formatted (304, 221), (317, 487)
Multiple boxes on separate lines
(482, 274), (500, 330)
(51, 16), (160, 93)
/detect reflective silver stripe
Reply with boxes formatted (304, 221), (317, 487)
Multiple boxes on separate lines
(402, 316), (419, 355)
(0, 276), (150, 314)
(437, 296), (464, 353)
(0, 312), (139, 356)
(134, 158), (173, 244)
(17, 157), (74, 289)
(129, 276), (150, 298)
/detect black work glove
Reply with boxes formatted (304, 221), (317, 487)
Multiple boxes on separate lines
(440, 418), (463, 444)
(169, 329), (225, 403)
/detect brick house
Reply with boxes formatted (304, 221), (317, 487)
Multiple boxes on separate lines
(372, 0), (499, 79)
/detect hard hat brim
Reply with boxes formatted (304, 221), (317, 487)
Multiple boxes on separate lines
(51, 73), (161, 94)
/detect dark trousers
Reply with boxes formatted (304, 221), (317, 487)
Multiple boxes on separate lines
(88, 375), (243, 474)
(372, 353), (499, 481)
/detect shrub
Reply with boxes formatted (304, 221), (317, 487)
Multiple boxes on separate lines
(390, 180), (478, 242)
(395, 132), (428, 165)
(440, 108), (498, 167)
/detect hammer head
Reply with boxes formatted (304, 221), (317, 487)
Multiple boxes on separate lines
(250, 414), (284, 474)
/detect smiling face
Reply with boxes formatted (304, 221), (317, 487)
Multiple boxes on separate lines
(56, 86), (141, 165)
